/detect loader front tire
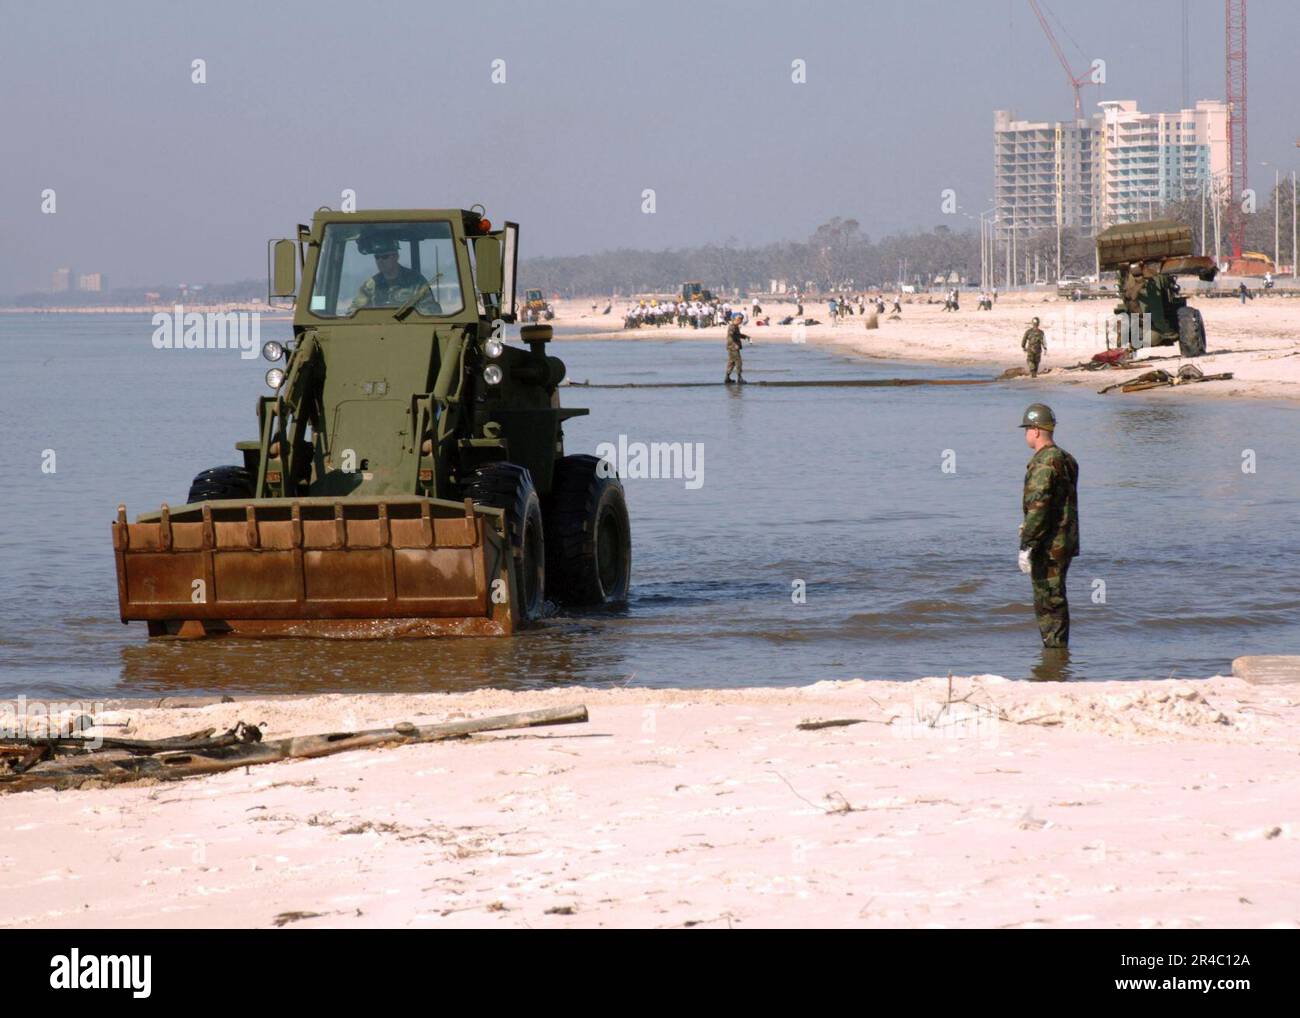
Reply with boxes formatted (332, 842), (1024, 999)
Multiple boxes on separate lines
(186, 465), (253, 504)
(544, 454), (631, 607)
(467, 463), (546, 622)
(1177, 305), (1206, 357)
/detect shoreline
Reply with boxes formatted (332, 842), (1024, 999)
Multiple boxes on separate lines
(4, 672), (1298, 929)
(8, 294), (1296, 400)
(545, 293), (1300, 402)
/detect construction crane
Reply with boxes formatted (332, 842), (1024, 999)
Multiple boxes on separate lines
(1028, 0), (1090, 120)
(1225, 0), (1248, 259)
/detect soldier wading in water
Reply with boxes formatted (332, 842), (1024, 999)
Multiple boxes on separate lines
(1018, 403), (1079, 651)
(724, 315), (748, 384)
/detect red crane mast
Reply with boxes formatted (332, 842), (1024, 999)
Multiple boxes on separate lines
(1225, 0), (1248, 259)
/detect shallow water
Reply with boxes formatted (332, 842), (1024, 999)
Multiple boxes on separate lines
(1, 314), (1297, 696)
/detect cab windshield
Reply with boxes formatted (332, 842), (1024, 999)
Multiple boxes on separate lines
(308, 221), (463, 318)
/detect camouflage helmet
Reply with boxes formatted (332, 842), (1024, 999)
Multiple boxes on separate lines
(1019, 403), (1056, 431)
(1029, 317), (1040, 326)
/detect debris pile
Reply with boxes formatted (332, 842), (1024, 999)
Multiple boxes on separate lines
(1099, 362), (1233, 394)
(0, 705), (588, 794)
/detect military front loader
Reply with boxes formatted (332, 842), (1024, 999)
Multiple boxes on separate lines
(1096, 219), (1217, 358)
(680, 281), (714, 303)
(113, 208), (631, 638)
(523, 288), (554, 322)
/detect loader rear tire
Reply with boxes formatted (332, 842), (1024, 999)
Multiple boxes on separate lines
(544, 454), (631, 607)
(466, 463), (545, 622)
(186, 466), (253, 504)
(1177, 305), (1206, 357)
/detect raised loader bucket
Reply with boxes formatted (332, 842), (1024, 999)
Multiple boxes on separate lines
(113, 496), (518, 638)
(1096, 220), (1192, 271)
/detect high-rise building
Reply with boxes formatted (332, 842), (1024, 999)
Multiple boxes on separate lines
(994, 100), (1229, 246)
(77, 272), (106, 292)
(994, 110), (1101, 243)
(1097, 100), (1228, 227)
(52, 267), (73, 292)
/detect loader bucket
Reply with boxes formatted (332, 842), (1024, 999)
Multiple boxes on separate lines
(1096, 220), (1193, 271)
(112, 496), (518, 638)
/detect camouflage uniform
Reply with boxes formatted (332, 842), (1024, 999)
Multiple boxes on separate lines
(1021, 444), (1080, 647)
(725, 320), (747, 382)
(1022, 326), (1045, 376)
(351, 265), (440, 313)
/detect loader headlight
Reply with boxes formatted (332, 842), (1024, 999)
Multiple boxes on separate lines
(265, 367), (286, 390)
(484, 338), (504, 359)
(482, 364), (503, 386)
(261, 340), (285, 362)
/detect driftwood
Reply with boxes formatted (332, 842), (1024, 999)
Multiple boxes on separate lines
(0, 705), (588, 794)
(1098, 367), (1233, 394)
(0, 725), (259, 764)
(796, 716), (897, 731)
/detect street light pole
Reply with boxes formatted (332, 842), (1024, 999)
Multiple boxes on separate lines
(1275, 168), (1281, 271)
(1201, 183), (1207, 255)
(1056, 212), (1062, 284)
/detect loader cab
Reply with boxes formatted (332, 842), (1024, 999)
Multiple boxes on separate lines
(258, 209), (530, 502)
(307, 221), (465, 319)
(271, 209), (518, 327)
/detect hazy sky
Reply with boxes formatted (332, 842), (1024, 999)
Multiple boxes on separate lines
(3, 0), (1297, 293)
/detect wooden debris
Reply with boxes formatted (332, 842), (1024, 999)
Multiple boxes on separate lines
(0, 725), (257, 764)
(1099, 367), (1233, 394)
(1232, 656), (1300, 685)
(796, 716), (896, 730)
(0, 705), (589, 794)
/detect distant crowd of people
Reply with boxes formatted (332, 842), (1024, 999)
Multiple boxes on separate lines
(623, 296), (767, 330)
(622, 292), (939, 329)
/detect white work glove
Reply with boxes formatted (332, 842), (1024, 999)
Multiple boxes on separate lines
(1018, 548), (1032, 574)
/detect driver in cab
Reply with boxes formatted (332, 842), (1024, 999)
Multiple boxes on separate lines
(351, 237), (441, 313)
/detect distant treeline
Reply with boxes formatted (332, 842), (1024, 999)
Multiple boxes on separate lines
(521, 192), (1294, 298)
(519, 218), (1113, 298)
(12, 192), (1285, 306)
(519, 219), (993, 298)
(6, 279), (266, 307)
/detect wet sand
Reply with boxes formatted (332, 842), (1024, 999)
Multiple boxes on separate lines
(3, 673), (1298, 929)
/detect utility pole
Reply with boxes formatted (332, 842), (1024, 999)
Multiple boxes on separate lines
(1206, 179), (1216, 266)
(984, 212), (994, 290)
(1056, 210), (1062, 283)
(980, 214), (988, 290)
(991, 212), (1000, 291)
(1005, 220), (1011, 289)
(1011, 212), (1017, 288)
(1201, 183), (1207, 254)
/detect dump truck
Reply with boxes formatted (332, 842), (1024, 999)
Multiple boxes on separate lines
(523, 288), (554, 322)
(112, 208), (631, 638)
(1096, 219), (1217, 357)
